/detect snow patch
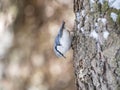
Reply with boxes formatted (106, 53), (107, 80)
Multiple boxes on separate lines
(110, 12), (118, 22)
(90, 0), (95, 3)
(76, 12), (81, 21)
(98, 18), (107, 25)
(90, 30), (98, 40)
(101, 18), (107, 25)
(95, 22), (98, 27)
(81, 27), (84, 33)
(109, 0), (120, 10)
(89, 0), (95, 11)
(98, 0), (104, 4)
(77, 24), (80, 29)
(81, 10), (85, 17)
(103, 31), (109, 40)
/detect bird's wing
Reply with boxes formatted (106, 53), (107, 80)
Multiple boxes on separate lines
(59, 21), (65, 38)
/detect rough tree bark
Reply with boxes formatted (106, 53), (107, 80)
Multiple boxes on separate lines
(73, 0), (120, 90)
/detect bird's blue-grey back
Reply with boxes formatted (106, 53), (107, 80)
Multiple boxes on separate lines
(55, 21), (65, 46)
(54, 21), (66, 58)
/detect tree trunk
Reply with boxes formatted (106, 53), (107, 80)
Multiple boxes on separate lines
(73, 0), (120, 90)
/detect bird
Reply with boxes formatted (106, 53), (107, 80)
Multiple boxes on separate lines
(54, 21), (73, 58)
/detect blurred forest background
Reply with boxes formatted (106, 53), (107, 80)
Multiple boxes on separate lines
(0, 0), (75, 90)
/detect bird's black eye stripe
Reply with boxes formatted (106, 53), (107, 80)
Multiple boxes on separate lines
(55, 46), (66, 58)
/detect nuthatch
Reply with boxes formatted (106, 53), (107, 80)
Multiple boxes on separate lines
(54, 21), (73, 58)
